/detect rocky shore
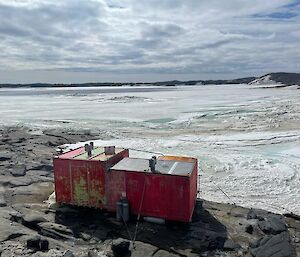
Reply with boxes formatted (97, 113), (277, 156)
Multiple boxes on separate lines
(0, 126), (299, 257)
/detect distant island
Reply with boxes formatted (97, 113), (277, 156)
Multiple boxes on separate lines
(1, 72), (300, 88)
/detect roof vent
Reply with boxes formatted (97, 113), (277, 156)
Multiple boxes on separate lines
(84, 143), (93, 158)
(90, 142), (94, 150)
(105, 146), (115, 155)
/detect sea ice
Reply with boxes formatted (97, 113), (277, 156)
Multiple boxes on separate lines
(1, 84), (299, 214)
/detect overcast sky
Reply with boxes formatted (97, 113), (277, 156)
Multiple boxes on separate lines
(0, 0), (300, 83)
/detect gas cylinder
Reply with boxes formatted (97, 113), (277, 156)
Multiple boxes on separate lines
(116, 200), (123, 221)
(122, 198), (130, 222)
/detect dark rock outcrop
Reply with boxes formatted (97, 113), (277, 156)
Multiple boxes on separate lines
(26, 235), (49, 251)
(111, 239), (130, 257)
(250, 232), (296, 257)
(247, 209), (266, 221)
(258, 216), (287, 235)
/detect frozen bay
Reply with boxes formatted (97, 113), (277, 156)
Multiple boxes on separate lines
(1, 84), (299, 214)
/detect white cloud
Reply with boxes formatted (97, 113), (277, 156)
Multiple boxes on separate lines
(0, 0), (299, 83)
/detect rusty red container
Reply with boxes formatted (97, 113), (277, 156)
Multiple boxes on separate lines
(53, 146), (129, 208)
(54, 147), (198, 222)
(108, 156), (198, 222)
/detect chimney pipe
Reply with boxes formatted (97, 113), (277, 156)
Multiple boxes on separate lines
(84, 143), (92, 158)
(149, 156), (157, 172)
(90, 142), (94, 150)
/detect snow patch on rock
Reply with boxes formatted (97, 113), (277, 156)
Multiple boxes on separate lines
(248, 75), (282, 87)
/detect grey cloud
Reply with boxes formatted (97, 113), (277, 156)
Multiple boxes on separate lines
(0, 1), (108, 67)
(134, 0), (183, 10)
(133, 38), (162, 50)
(0, 1), (107, 42)
(0, 0), (299, 82)
(129, 23), (184, 50)
(141, 23), (184, 39)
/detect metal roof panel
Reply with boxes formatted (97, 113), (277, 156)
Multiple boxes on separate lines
(111, 157), (194, 176)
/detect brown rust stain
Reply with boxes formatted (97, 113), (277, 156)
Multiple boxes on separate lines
(89, 179), (105, 205)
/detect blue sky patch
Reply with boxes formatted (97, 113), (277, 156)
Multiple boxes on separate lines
(268, 12), (297, 19)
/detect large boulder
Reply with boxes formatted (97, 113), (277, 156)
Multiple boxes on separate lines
(258, 216), (287, 234)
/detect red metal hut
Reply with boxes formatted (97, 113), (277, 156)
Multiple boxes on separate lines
(53, 144), (198, 222)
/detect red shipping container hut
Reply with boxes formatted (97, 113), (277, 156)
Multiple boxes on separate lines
(53, 146), (129, 208)
(54, 145), (198, 222)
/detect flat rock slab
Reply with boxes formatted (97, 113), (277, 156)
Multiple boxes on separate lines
(250, 232), (296, 257)
(0, 206), (20, 220)
(153, 249), (180, 257)
(10, 165), (26, 177)
(23, 213), (48, 225)
(9, 182), (53, 205)
(8, 177), (33, 187)
(0, 217), (30, 242)
(39, 222), (74, 240)
(131, 241), (158, 257)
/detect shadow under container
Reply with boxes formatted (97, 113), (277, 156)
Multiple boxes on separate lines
(107, 155), (198, 222)
(53, 146), (129, 208)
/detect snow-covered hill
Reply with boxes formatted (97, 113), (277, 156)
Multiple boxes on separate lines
(248, 74), (280, 86)
(248, 72), (300, 87)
